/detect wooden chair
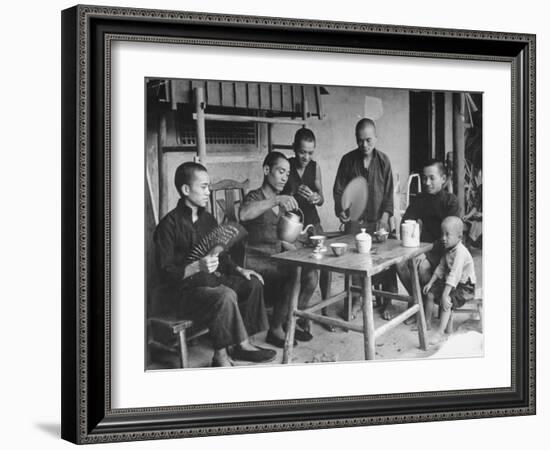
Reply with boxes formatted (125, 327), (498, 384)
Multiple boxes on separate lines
(209, 178), (249, 224)
(405, 173), (422, 209)
(209, 178), (249, 267)
(393, 173), (421, 239)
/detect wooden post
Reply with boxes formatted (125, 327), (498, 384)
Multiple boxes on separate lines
(194, 87), (207, 164)
(301, 86), (307, 120)
(431, 92), (436, 159)
(169, 80), (177, 111)
(267, 123), (273, 153)
(444, 92), (453, 158)
(157, 112), (168, 218)
(259, 122), (269, 153)
(315, 86), (325, 119)
(453, 93), (466, 216)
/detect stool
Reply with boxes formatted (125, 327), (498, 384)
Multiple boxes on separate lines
(443, 298), (483, 333)
(148, 317), (209, 368)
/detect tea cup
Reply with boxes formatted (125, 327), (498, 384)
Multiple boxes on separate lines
(330, 242), (348, 256)
(373, 229), (389, 243)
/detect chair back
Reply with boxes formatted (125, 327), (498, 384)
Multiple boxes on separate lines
(209, 179), (249, 223)
(406, 173), (422, 208)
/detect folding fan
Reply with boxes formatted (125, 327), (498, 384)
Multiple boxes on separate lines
(186, 222), (248, 262)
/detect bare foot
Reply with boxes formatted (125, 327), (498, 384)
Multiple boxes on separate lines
(239, 341), (259, 351)
(269, 328), (286, 341)
(381, 303), (397, 320)
(211, 354), (234, 367)
(429, 331), (446, 345)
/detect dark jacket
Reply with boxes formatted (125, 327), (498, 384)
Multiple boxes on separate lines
(333, 148), (394, 223)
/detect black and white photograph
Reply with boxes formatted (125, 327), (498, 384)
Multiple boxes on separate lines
(1, 0), (545, 447)
(145, 78), (484, 370)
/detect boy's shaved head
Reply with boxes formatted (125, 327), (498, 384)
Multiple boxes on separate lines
(441, 216), (464, 235)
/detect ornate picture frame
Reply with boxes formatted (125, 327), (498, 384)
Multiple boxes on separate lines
(61, 4), (535, 444)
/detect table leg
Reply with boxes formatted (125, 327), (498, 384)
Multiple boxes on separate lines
(408, 258), (428, 350)
(321, 270), (332, 316)
(362, 275), (376, 359)
(344, 274), (352, 322)
(282, 265), (302, 364)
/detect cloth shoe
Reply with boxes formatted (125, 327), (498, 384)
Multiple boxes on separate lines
(229, 345), (277, 363)
(282, 323), (313, 342)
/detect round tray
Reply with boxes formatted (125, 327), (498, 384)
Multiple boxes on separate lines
(341, 176), (368, 221)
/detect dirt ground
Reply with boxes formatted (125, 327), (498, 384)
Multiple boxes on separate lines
(149, 247), (483, 370)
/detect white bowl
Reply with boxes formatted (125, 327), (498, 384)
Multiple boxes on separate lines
(330, 242), (348, 256)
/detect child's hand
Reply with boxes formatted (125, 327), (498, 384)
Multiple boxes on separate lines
(441, 295), (452, 311)
(422, 282), (432, 295)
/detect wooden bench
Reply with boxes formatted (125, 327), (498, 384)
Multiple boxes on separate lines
(147, 317), (209, 368)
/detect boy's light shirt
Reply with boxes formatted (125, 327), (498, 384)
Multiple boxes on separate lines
(434, 241), (477, 287)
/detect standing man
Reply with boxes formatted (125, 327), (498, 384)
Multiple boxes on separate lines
(153, 162), (276, 367)
(333, 118), (398, 320)
(281, 128), (329, 335)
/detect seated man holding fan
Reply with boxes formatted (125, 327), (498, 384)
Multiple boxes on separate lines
(153, 162), (276, 367)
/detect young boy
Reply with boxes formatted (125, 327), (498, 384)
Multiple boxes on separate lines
(397, 160), (460, 317)
(422, 216), (477, 344)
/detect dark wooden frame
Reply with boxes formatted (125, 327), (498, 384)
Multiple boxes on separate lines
(61, 4), (536, 444)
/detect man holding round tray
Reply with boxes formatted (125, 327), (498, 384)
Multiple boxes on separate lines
(333, 118), (399, 320)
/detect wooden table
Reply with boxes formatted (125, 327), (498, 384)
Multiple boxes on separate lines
(271, 235), (433, 363)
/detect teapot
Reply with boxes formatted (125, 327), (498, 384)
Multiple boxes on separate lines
(401, 220), (420, 247)
(277, 209), (314, 243)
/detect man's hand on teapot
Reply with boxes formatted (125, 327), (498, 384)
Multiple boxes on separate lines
(198, 254), (219, 274)
(276, 195), (299, 211)
(281, 240), (297, 251)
